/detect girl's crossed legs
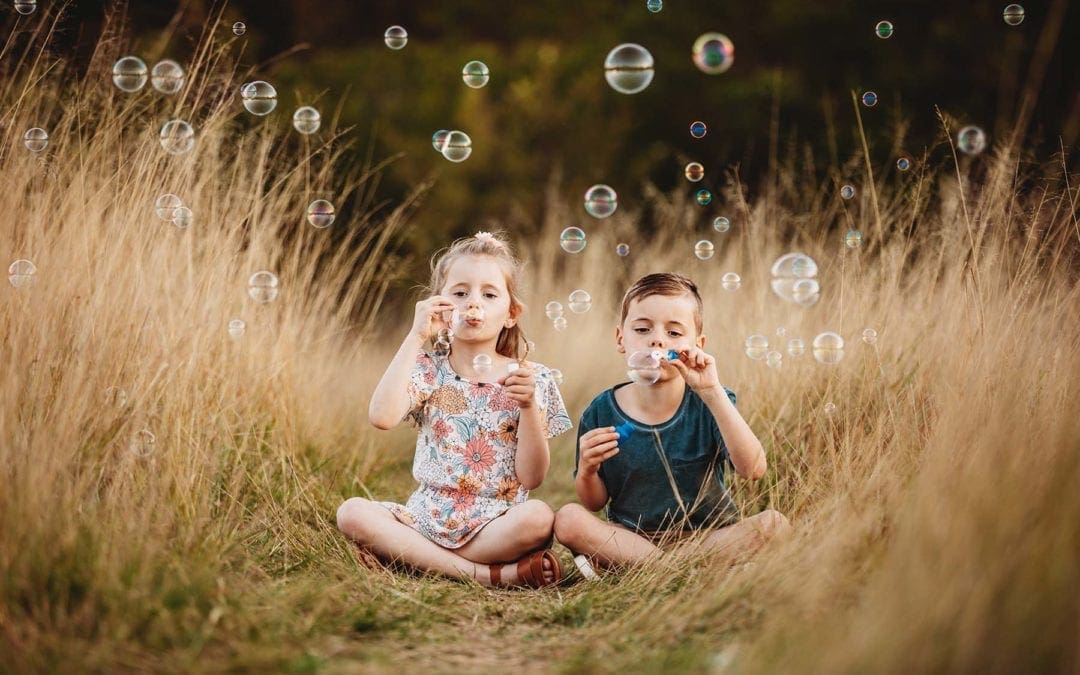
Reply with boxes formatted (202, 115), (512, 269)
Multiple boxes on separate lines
(336, 497), (558, 587)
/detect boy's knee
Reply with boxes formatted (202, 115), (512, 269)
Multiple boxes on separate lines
(553, 503), (590, 549)
(336, 497), (371, 537)
(518, 500), (555, 547)
(759, 509), (791, 540)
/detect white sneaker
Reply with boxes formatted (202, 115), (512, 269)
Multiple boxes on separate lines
(573, 554), (597, 580)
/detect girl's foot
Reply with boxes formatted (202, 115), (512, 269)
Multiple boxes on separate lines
(486, 549), (561, 588)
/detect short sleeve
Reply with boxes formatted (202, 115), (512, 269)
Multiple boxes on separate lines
(403, 351), (438, 422)
(534, 365), (572, 439)
(710, 386), (737, 467)
(573, 403), (600, 479)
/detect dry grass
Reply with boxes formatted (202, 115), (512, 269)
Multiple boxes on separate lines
(2, 8), (1079, 675)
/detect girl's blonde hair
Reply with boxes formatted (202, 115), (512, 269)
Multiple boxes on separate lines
(426, 231), (530, 361)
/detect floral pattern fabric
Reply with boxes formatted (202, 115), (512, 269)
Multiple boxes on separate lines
(377, 351), (572, 548)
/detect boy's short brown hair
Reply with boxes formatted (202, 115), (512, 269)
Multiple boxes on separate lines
(619, 273), (704, 334)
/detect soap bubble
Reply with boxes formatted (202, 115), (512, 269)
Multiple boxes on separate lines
(228, 319), (246, 338)
(159, 119), (195, 155)
(23, 127), (48, 152)
(155, 194), (182, 221)
(766, 351), (783, 369)
(647, 0), (663, 11)
(241, 80), (277, 116)
(792, 279), (820, 305)
(293, 106), (321, 134)
(713, 216), (731, 232)
(550, 368), (564, 386)
(695, 189), (713, 206)
(692, 32), (734, 74)
(957, 126), (987, 155)
(472, 353), (493, 375)
(771, 253), (820, 305)
(787, 338), (805, 357)
(384, 25), (408, 50)
(840, 185), (856, 200)
(232, 21), (246, 36)
(812, 332), (845, 364)
(897, 157), (912, 171)
(684, 162), (704, 182)
(584, 184), (618, 218)
(462, 60), (490, 88)
(604, 43), (655, 95)
(131, 429), (156, 457)
(627, 350), (662, 385)
(875, 20), (894, 38)
(248, 271), (279, 304)
(776, 327), (787, 338)
(545, 301), (564, 320)
(568, 289), (592, 313)
(103, 386), (128, 407)
(553, 316), (568, 332)
(1003, 4), (1025, 25)
(861, 327), (878, 344)
(721, 272), (741, 291)
(559, 227), (586, 254)
(432, 130), (450, 152)
(823, 402), (837, 415)
(690, 121), (707, 138)
(745, 335), (768, 360)
(694, 240), (715, 260)
(615, 243), (631, 257)
(861, 91), (878, 107)
(441, 130), (472, 162)
(307, 199), (335, 228)
(845, 230), (863, 248)
(172, 205), (193, 229)
(8, 259), (36, 288)
(112, 56), (148, 92)
(151, 60), (185, 94)
(14, 0), (35, 14)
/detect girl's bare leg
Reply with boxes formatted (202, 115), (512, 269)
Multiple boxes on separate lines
(455, 499), (558, 584)
(553, 503), (659, 568)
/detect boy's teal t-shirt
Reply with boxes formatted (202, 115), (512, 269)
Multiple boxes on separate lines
(573, 383), (740, 532)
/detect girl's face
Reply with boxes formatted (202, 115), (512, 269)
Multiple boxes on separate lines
(439, 254), (518, 343)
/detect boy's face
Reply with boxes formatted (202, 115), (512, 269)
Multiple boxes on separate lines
(439, 254), (518, 342)
(616, 292), (706, 382)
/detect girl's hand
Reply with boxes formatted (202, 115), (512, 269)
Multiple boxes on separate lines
(578, 427), (619, 476)
(499, 366), (536, 408)
(667, 347), (723, 394)
(410, 295), (457, 342)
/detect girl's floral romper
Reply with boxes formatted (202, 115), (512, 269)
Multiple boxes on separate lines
(378, 351), (572, 548)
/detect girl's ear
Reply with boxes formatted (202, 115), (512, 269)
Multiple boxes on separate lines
(505, 301), (522, 327)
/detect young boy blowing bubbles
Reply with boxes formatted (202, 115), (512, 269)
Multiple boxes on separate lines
(554, 273), (791, 574)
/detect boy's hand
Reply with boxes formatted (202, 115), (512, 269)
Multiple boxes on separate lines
(667, 347), (722, 394)
(578, 427), (620, 475)
(498, 367), (536, 408)
(410, 295), (456, 342)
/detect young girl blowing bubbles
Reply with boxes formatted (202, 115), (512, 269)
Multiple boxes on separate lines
(336, 232), (571, 587)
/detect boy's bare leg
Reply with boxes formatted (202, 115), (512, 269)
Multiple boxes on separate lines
(554, 503), (660, 568)
(673, 509), (792, 565)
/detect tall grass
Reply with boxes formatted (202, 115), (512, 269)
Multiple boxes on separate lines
(2, 7), (1078, 674)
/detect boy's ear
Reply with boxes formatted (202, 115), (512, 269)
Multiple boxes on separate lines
(615, 325), (626, 354)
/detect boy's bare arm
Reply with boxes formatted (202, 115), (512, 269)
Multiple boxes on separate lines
(575, 470), (610, 512)
(699, 386), (767, 480)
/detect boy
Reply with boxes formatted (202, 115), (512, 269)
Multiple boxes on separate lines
(554, 273), (790, 573)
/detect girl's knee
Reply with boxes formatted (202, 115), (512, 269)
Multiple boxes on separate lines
(518, 500), (555, 546)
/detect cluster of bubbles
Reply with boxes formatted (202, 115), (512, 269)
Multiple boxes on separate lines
(745, 331), (846, 366)
(241, 81), (277, 116)
(384, 25), (408, 50)
(432, 129), (473, 162)
(112, 56), (186, 94)
(248, 271), (280, 304)
(155, 193), (193, 228)
(544, 290), (591, 330)
(8, 259), (36, 288)
(462, 61), (490, 88)
(560, 227), (587, 253)
(604, 43), (655, 94)
(770, 253), (820, 306)
(307, 199), (336, 228)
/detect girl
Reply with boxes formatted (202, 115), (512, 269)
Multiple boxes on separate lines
(336, 231), (572, 587)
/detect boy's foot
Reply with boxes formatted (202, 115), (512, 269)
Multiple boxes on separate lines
(573, 554), (598, 580)
(487, 549), (561, 588)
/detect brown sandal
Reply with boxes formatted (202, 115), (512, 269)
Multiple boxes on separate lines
(489, 549), (562, 588)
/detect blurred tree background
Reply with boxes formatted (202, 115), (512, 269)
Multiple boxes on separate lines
(39, 0), (1080, 283)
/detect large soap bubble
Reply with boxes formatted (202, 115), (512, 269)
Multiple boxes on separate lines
(627, 350), (662, 385)
(23, 127), (48, 152)
(584, 184), (617, 218)
(159, 120), (195, 155)
(812, 332), (845, 364)
(151, 60), (185, 94)
(560, 227), (586, 253)
(604, 43), (655, 94)
(293, 106), (321, 134)
(112, 56), (148, 92)
(248, 271), (279, 304)
(462, 61), (490, 88)
(241, 81), (277, 116)
(771, 253), (820, 306)
(692, 33), (734, 74)
(8, 259), (36, 288)
(384, 25), (408, 50)
(441, 130), (472, 162)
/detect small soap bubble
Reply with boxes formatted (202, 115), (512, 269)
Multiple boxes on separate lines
(721, 272), (740, 291)
(604, 43), (655, 95)
(684, 162), (705, 182)
(132, 429), (156, 457)
(112, 56), (148, 92)
(248, 270), (279, 304)
(232, 21), (246, 36)
(559, 227), (587, 254)
(766, 351), (783, 369)
(1003, 4), (1025, 25)
(307, 199), (335, 228)
(875, 20), (894, 38)
(861, 327), (878, 344)
(14, 0), (36, 14)
(441, 130), (472, 162)
(550, 368), (564, 386)
(228, 319), (246, 338)
(627, 350), (662, 385)
(545, 301), (564, 320)
(103, 386), (128, 407)
(437, 327), (454, 345)
(695, 189), (713, 206)
(159, 119), (195, 155)
(694, 240), (715, 260)
(155, 194), (182, 221)
(472, 353), (493, 375)
(171, 205), (193, 229)
(840, 184), (856, 200)
(646, 0), (663, 12)
(787, 338), (805, 357)
(434, 338), (450, 356)
(615, 243), (631, 257)
(23, 127), (48, 152)
(568, 289), (592, 313)
(776, 327), (786, 337)
(771, 253), (820, 305)
(957, 126), (987, 155)
(553, 316), (568, 332)
(151, 59), (185, 94)
(745, 335), (768, 360)
(861, 91), (878, 107)
(897, 157), (912, 171)
(689, 121), (707, 138)
(713, 216), (731, 232)
(692, 32), (735, 74)
(293, 106), (321, 134)
(812, 331), (845, 364)
(462, 60), (490, 88)
(384, 25), (408, 50)
(823, 402), (837, 415)
(8, 259), (36, 288)
(584, 184), (618, 218)
(792, 279), (820, 306)
(845, 229), (863, 248)
(241, 80), (277, 116)
(432, 130), (450, 152)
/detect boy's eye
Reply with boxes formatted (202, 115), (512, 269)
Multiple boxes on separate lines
(453, 291), (467, 297)
(634, 327), (649, 333)
(668, 331), (682, 337)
